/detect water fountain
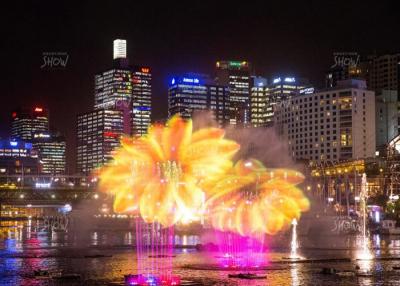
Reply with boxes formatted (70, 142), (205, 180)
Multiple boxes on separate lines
(289, 219), (302, 260)
(98, 116), (310, 284)
(355, 173), (373, 276)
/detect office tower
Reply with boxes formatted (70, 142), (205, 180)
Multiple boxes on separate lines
(0, 140), (39, 181)
(11, 107), (49, 140)
(76, 109), (124, 174)
(365, 53), (400, 93)
(250, 76), (271, 127)
(32, 132), (66, 174)
(131, 66), (152, 135)
(375, 90), (398, 150)
(94, 68), (132, 110)
(275, 79), (375, 163)
(168, 74), (229, 126)
(216, 61), (251, 126)
(266, 76), (309, 125)
(77, 39), (152, 174)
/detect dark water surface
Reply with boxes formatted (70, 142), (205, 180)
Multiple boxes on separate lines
(2, 220), (400, 285)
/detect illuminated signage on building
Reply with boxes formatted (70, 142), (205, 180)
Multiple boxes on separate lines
(141, 67), (150, 73)
(273, 77), (281, 84)
(182, 77), (200, 84)
(34, 107), (43, 112)
(300, 87), (315, 94)
(229, 61), (247, 67)
(10, 141), (18, 147)
(284, 77), (296, 83)
(171, 77), (200, 85)
(34, 133), (51, 139)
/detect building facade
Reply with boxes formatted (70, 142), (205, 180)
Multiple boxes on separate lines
(275, 80), (376, 163)
(76, 109), (124, 174)
(0, 140), (39, 182)
(366, 53), (400, 93)
(216, 61), (251, 126)
(77, 39), (152, 174)
(375, 90), (398, 150)
(11, 107), (49, 141)
(131, 66), (152, 135)
(32, 132), (66, 174)
(168, 74), (229, 126)
(250, 76), (271, 127)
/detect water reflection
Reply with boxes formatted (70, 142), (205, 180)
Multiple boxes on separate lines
(3, 221), (400, 285)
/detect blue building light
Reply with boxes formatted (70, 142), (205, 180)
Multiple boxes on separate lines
(9, 141), (18, 147)
(284, 77), (296, 83)
(171, 78), (175, 85)
(182, 77), (200, 84)
(273, 77), (281, 84)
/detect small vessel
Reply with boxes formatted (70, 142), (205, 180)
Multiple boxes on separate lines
(336, 271), (355, 277)
(52, 273), (81, 281)
(356, 270), (373, 277)
(33, 269), (62, 279)
(228, 273), (267, 279)
(84, 254), (112, 258)
(320, 267), (337, 275)
(148, 254), (176, 258)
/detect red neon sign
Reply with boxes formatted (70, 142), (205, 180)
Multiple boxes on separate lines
(141, 67), (150, 73)
(12, 112), (17, 118)
(34, 107), (43, 112)
(104, 131), (118, 138)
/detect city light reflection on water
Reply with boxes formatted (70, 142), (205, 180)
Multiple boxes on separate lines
(2, 222), (400, 285)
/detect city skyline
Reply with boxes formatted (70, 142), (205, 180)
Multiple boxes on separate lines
(1, 1), (400, 172)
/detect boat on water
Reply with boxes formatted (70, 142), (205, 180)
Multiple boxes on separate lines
(228, 273), (267, 279)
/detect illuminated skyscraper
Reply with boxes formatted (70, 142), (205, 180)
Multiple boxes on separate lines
(168, 74), (229, 126)
(131, 66), (152, 135)
(77, 40), (153, 174)
(76, 109), (124, 174)
(250, 76), (271, 127)
(94, 68), (132, 110)
(32, 132), (66, 174)
(216, 61), (251, 126)
(11, 107), (49, 140)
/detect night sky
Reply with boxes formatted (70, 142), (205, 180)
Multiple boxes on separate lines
(1, 1), (399, 172)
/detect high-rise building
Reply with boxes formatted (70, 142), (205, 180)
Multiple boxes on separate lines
(11, 107), (49, 140)
(32, 132), (66, 174)
(168, 74), (229, 126)
(0, 140), (39, 182)
(375, 90), (398, 150)
(94, 68), (132, 110)
(77, 39), (152, 174)
(275, 79), (376, 163)
(266, 76), (309, 126)
(131, 66), (152, 135)
(250, 76), (271, 127)
(216, 61), (251, 126)
(76, 109), (124, 174)
(365, 53), (400, 93)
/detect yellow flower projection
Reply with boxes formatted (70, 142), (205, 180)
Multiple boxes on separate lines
(98, 116), (240, 227)
(207, 159), (309, 237)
